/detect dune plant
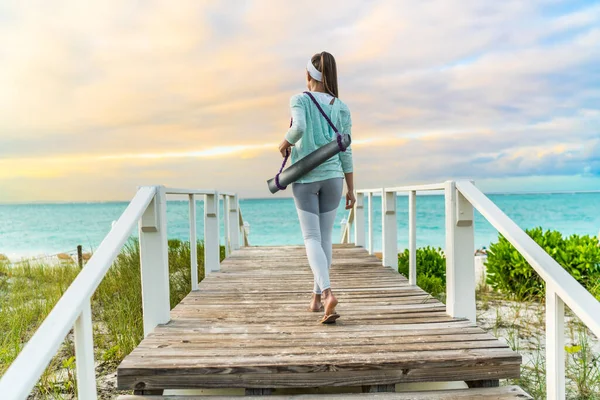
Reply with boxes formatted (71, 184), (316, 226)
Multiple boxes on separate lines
(0, 239), (224, 398)
(398, 246), (446, 298)
(485, 228), (600, 300)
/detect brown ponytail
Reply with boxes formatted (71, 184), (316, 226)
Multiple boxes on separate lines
(311, 51), (339, 98)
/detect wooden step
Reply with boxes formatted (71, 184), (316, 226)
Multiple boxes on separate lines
(118, 385), (532, 399)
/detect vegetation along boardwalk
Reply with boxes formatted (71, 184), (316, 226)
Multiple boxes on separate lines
(117, 245), (521, 394)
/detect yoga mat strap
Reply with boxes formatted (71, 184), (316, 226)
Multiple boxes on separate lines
(275, 149), (289, 191)
(303, 91), (348, 152)
(275, 117), (293, 191)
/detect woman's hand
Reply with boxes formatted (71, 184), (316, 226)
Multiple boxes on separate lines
(345, 191), (356, 210)
(279, 140), (293, 157)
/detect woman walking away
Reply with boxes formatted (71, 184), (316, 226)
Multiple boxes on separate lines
(278, 51), (355, 324)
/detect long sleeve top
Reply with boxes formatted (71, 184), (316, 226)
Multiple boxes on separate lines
(284, 91), (353, 184)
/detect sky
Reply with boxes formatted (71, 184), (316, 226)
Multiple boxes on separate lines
(1, 0), (599, 202)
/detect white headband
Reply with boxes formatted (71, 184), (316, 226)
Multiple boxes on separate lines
(307, 59), (322, 82)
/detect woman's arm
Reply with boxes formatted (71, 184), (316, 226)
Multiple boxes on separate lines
(344, 172), (356, 209)
(279, 95), (306, 157)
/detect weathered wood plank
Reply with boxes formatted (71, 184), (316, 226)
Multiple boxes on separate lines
(362, 384), (395, 392)
(117, 246), (521, 391)
(117, 385), (532, 399)
(245, 388), (273, 396)
(118, 362), (520, 389)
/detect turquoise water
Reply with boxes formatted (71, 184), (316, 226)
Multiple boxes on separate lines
(1, 193), (599, 260)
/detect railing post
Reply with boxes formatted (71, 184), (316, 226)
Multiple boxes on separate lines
(239, 210), (248, 247)
(408, 190), (417, 285)
(341, 208), (354, 244)
(382, 189), (397, 269)
(546, 287), (565, 400)
(229, 194), (240, 251)
(189, 194), (198, 291)
(354, 192), (365, 247)
(348, 209), (354, 244)
(204, 191), (220, 273)
(139, 186), (171, 336)
(223, 195), (230, 258)
(444, 181), (476, 323)
(367, 192), (374, 254)
(74, 299), (97, 399)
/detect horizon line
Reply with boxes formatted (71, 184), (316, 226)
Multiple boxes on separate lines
(1, 189), (599, 205)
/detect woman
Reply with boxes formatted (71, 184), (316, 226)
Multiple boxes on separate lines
(278, 51), (355, 324)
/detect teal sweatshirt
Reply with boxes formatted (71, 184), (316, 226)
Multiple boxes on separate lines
(284, 92), (353, 184)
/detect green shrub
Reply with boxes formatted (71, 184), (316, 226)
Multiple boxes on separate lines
(486, 228), (600, 300)
(398, 247), (446, 297)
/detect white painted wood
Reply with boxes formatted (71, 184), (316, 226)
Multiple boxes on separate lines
(342, 207), (355, 244)
(408, 190), (417, 286)
(444, 181), (476, 324)
(164, 188), (221, 195)
(356, 188), (384, 194)
(367, 192), (374, 255)
(382, 190), (398, 268)
(239, 209), (249, 247)
(347, 214), (353, 244)
(229, 195), (240, 251)
(456, 180), (600, 337)
(0, 187), (155, 399)
(74, 299), (97, 399)
(139, 186), (171, 337)
(223, 195), (230, 258)
(546, 287), (566, 400)
(243, 221), (250, 246)
(354, 192), (365, 247)
(204, 192), (220, 273)
(189, 194), (198, 291)
(384, 183), (446, 192)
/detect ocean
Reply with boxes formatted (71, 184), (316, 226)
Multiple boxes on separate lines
(1, 193), (599, 261)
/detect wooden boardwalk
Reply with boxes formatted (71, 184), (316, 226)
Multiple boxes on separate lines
(117, 245), (521, 393)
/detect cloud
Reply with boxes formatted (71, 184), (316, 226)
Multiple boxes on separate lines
(0, 0), (599, 201)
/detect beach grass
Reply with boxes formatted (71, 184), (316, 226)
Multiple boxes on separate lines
(476, 290), (600, 399)
(0, 239), (223, 399)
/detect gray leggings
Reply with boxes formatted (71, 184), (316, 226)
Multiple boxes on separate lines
(292, 178), (343, 294)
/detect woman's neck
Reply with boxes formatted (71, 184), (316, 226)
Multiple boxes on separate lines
(308, 81), (326, 93)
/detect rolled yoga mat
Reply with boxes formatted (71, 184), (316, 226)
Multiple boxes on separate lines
(267, 134), (351, 194)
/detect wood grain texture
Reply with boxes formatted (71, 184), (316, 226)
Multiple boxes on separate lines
(117, 246), (521, 391)
(117, 385), (532, 399)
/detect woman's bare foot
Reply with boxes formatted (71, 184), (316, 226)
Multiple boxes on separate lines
(308, 293), (323, 312)
(322, 289), (338, 315)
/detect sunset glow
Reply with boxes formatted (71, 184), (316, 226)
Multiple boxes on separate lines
(1, 1), (598, 202)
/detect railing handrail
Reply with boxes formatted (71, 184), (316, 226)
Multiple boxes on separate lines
(164, 188), (218, 195)
(344, 179), (600, 399)
(356, 183), (446, 195)
(164, 188), (237, 197)
(384, 183), (446, 192)
(0, 185), (247, 399)
(0, 186), (156, 399)
(455, 180), (600, 337)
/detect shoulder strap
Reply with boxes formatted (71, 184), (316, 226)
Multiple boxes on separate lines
(303, 91), (347, 153)
(303, 91), (339, 134)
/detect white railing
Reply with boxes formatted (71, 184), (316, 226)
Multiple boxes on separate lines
(341, 180), (600, 400)
(0, 186), (248, 400)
